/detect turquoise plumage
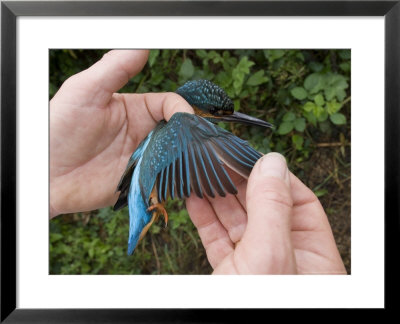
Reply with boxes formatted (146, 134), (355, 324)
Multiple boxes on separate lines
(114, 80), (272, 255)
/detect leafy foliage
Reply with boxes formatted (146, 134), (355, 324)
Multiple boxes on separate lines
(50, 49), (351, 274)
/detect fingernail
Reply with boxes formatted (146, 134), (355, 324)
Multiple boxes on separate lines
(260, 153), (288, 180)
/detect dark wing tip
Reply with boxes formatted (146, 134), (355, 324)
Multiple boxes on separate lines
(113, 194), (128, 211)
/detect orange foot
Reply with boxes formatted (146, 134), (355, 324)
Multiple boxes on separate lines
(147, 203), (169, 228)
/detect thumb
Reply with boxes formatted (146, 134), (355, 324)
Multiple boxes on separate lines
(239, 152), (296, 273)
(58, 50), (149, 108)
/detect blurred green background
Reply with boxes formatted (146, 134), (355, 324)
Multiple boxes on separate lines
(49, 49), (351, 274)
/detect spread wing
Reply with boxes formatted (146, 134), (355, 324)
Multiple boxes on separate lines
(137, 112), (263, 205)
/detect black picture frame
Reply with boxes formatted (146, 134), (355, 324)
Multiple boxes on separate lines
(1, 0), (398, 321)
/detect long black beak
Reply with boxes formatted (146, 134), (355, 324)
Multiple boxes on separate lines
(217, 111), (273, 128)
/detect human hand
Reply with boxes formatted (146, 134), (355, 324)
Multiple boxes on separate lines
(186, 152), (346, 274)
(50, 50), (193, 217)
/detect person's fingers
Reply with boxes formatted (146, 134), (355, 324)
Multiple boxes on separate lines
(186, 195), (234, 268)
(237, 153), (297, 274)
(120, 92), (195, 146)
(288, 172), (328, 231)
(199, 164), (249, 243)
(288, 172), (346, 273)
(59, 50), (150, 108)
(289, 172), (318, 206)
(288, 172), (345, 273)
(122, 92), (194, 126)
(206, 194), (247, 244)
(142, 92), (195, 122)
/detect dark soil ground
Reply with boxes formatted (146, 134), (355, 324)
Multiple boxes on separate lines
(297, 146), (351, 273)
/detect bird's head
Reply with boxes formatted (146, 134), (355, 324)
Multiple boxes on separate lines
(176, 79), (272, 128)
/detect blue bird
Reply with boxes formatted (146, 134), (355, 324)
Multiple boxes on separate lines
(114, 80), (272, 255)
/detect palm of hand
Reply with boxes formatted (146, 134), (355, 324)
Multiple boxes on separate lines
(51, 92), (143, 214)
(50, 50), (193, 216)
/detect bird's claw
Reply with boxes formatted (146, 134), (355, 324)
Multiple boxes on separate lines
(147, 203), (168, 228)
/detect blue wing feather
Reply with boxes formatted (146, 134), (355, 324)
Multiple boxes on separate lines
(176, 152), (184, 198)
(193, 142), (215, 198)
(212, 138), (254, 168)
(200, 142), (226, 196)
(170, 160), (176, 200)
(114, 112), (264, 254)
(163, 164), (169, 201)
(113, 131), (154, 211)
(157, 168), (164, 202)
(136, 113), (262, 204)
(127, 158), (152, 255)
(188, 144), (203, 198)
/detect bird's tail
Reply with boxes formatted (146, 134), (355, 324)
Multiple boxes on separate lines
(127, 161), (152, 255)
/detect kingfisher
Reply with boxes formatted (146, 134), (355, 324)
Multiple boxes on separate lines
(114, 80), (272, 255)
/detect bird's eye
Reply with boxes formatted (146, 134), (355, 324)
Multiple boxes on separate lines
(209, 106), (216, 114)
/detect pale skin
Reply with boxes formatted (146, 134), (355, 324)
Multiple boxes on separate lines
(50, 50), (346, 274)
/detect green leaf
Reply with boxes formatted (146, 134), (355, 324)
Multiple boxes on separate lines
(148, 50), (160, 67)
(247, 70), (269, 86)
(309, 62), (324, 72)
(277, 121), (293, 135)
(149, 71), (164, 86)
(215, 71), (232, 89)
(312, 105), (325, 120)
(329, 74), (348, 88)
(324, 73), (348, 101)
(339, 62), (350, 72)
(303, 111), (317, 126)
(303, 101), (315, 112)
(232, 56), (254, 95)
(292, 134), (304, 150)
(179, 59), (194, 79)
(338, 50), (351, 60)
(49, 83), (58, 98)
(310, 103), (328, 122)
(283, 112), (296, 122)
(317, 110), (328, 122)
(232, 74), (244, 94)
(314, 93), (325, 106)
(195, 49), (207, 58)
(234, 99), (240, 111)
(296, 52), (305, 61)
(290, 87), (308, 100)
(314, 188), (328, 197)
(263, 49), (285, 63)
(236, 56), (255, 74)
(304, 73), (323, 94)
(336, 89), (346, 102)
(211, 52), (223, 64)
(50, 233), (63, 242)
(294, 118), (306, 132)
(324, 87), (336, 101)
(88, 247), (95, 259)
(326, 100), (343, 115)
(330, 113), (347, 125)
